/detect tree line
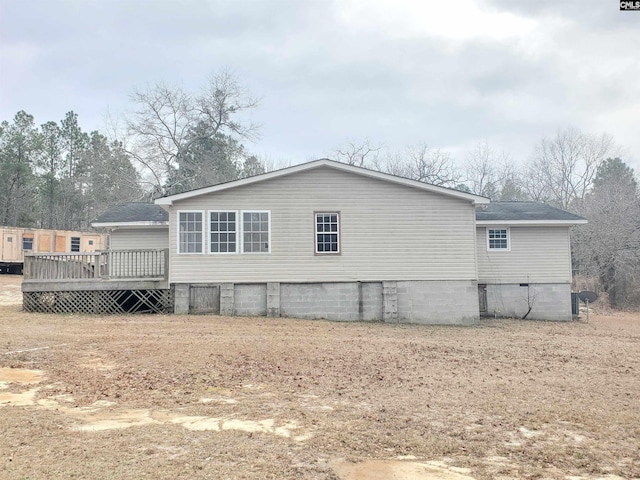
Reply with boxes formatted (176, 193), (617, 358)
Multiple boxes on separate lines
(0, 111), (141, 230)
(332, 135), (639, 309)
(0, 73), (267, 231)
(1, 72), (638, 307)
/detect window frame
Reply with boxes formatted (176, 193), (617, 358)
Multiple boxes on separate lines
(22, 234), (34, 251)
(486, 227), (510, 252)
(314, 211), (341, 255)
(241, 210), (271, 254)
(70, 236), (81, 253)
(177, 210), (205, 254)
(209, 210), (239, 254)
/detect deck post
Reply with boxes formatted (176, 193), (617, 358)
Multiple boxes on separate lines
(163, 248), (170, 281)
(23, 255), (31, 280)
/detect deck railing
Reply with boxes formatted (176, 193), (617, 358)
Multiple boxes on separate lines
(24, 249), (169, 281)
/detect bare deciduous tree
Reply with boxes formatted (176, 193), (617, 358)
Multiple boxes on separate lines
(462, 142), (529, 201)
(333, 139), (383, 167)
(523, 128), (617, 210)
(123, 71), (260, 197)
(463, 141), (508, 199)
(405, 143), (460, 186)
(374, 143), (461, 188)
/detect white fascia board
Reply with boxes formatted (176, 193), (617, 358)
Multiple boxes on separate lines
(91, 221), (169, 228)
(154, 159), (490, 206)
(477, 219), (588, 226)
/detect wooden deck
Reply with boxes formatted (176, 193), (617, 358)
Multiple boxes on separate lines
(23, 249), (169, 290)
(22, 249), (173, 314)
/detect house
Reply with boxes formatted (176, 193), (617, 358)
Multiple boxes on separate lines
(26, 159), (586, 322)
(153, 159), (492, 324)
(142, 159), (582, 323)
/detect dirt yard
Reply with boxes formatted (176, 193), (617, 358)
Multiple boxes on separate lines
(1, 274), (638, 480)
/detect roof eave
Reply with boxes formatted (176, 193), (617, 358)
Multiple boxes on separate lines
(92, 221), (169, 228)
(476, 219), (588, 226)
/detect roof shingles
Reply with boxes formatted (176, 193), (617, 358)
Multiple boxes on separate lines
(93, 200), (585, 225)
(476, 201), (586, 222)
(93, 203), (168, 224)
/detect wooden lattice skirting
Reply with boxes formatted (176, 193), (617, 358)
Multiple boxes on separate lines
(23, 288), (174, 314)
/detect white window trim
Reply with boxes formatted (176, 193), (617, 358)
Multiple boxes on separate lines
(241, 210), (271, 254)
(315, 212), (341, 254)
(209, 210), (239, 255)
(177, 210), (205, 254)
(486, 227), (510, 252)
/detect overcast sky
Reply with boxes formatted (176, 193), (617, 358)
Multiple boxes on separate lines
(1, 0), (639, 170)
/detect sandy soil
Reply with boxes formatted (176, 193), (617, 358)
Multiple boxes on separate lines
(0, 274), (22, 306)
(0, 275), (638, 479)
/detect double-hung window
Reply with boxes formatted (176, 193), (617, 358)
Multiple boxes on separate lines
(178, 211), (204, 253)
(242, 211), (270, 253)
(487, 228), (509, 251)
(210, 211), (237, 253)
(315, 212), (340, 254)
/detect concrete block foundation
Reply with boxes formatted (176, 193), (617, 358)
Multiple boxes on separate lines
(174, 283), (189, 315)
(280, 282), (361, 321)
(484, 283), (572, 321)
(234, 284), (267, 316)
(177, 280), (480, 325)
(396, 280), (479, 325)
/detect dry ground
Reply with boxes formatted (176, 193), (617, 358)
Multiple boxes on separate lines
(0, 274), (638, 480)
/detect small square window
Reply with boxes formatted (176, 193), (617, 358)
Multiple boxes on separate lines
(487, 228), (509, 251)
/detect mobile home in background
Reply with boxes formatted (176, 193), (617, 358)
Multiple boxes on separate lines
(0, 227), (106, 274)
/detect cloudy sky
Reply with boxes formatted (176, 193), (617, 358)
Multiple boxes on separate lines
(1, 0), (639, 170)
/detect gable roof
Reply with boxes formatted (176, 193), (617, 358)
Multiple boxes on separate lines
(476, 201), (587, 226)
(92, 202), (169, 228)
(155, 158), (490, 206)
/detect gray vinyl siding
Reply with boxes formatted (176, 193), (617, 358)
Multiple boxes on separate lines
(110, 228), (169, 250)
(476, 226), (572, 284)
(168, 167), (478, 284)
